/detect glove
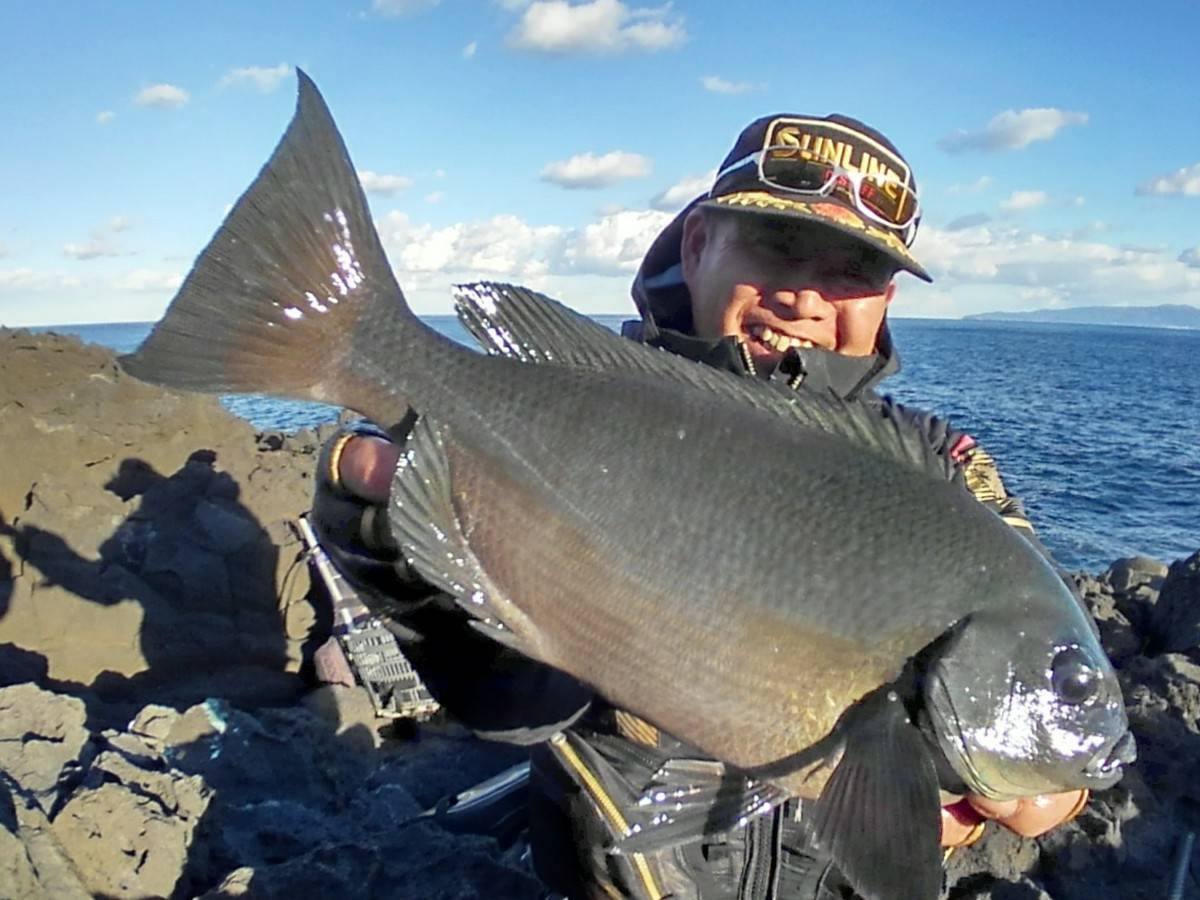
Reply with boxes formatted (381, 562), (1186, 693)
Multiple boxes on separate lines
(941, 789), (1090, 848)
(310, 419), (440, 612)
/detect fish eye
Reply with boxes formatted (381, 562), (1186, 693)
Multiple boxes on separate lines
(1050, 647), (1100, 705)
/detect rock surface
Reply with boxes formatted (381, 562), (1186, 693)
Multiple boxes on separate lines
(0, 327), (325, 724)
(2, 331), (1200, 898)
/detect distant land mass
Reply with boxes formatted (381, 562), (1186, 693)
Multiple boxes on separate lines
(964, 303), (1200, 329)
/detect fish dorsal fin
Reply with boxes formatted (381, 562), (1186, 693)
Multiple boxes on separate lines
(453, 281), (958, 484)
(387, 413), (540, 655)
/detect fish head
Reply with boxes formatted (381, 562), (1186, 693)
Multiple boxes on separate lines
(923, 603), (1133, 801)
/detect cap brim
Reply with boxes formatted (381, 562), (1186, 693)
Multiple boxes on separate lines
(699, 191), (932, 283)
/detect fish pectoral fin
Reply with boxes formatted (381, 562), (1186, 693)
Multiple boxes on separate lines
(615, 758), (788, 855)
(388, 415), (537, 656)
(811, 689), (943, 900)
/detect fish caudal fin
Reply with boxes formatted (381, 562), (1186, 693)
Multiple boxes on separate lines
(812, 690), (943, 900)
(120, 71), (419, 425)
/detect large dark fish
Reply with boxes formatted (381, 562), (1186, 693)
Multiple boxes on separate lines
(121, 72), (1133, 900)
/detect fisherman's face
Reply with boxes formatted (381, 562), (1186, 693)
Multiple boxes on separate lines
(681, 209), (898, 375)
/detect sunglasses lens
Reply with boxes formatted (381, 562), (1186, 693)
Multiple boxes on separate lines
(759, 144), (919, 229)
(857, 174), (917, 227)
(761, 148), (834, 192)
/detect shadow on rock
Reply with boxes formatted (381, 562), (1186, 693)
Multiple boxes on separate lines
(1, 451), (307, 727)
(0, 535), (10, 622)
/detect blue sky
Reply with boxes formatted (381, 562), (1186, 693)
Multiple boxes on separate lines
(2, 0), (1198, 326)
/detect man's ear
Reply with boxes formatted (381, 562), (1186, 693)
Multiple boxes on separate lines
(884, 281), (897, 307)
(680, 208), (710, 285)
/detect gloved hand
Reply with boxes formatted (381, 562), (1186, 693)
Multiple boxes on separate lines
(320, 427), (399, 506)
(313, 424), (593, 742)
(310, 420), (430, 611)
(941, 789), (1090, 848)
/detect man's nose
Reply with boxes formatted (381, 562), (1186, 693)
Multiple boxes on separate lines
(772, 288), (833, 318)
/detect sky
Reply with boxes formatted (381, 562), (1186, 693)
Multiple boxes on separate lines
(2, 0), (1199, 326)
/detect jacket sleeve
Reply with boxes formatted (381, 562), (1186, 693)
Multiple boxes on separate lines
(878, 399), (1054, 560)
(311, 418), (592, 743)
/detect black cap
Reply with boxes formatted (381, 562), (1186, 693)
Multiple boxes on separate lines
(699, 114), (931, 282)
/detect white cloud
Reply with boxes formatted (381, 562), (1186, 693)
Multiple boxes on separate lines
(1180, 246), (1200, 269)
(463, 40), (478, 58)
(908, 223), (1200, 314)
(358, 170), (414, 195)
(947, 176), (992, 195)
(376, 205), (670, 283)
(563, 208), (673, 274)
(425, 191), (444, 204)
(540, 150), (652, 189)
(650, 169), (716, 210)
(507, 0), (686, 55)
(999, 190), (1048, 212)
(372, 0), (442, 14)
(0, 268), (81, 292)
(219, 63), (293, 93)
(63, 217), (134, 261)
(96, 110), (115, 125)
(1136, 162), (1200, 197)
(939, 108), (1088, 154)
(700, 75), (761, 95)
(380, 211), (563, 279)
(110, 269), (184, 292)
(134, 84), (190, 108)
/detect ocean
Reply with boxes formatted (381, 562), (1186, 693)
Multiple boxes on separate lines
(29, 317), (1200, 574)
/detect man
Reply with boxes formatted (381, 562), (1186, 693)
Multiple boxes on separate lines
(312, 114), (1088, 898)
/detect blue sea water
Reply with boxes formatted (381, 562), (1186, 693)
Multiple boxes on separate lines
(30, 317), (1200, 573)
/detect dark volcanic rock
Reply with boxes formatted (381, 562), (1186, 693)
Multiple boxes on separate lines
(1148, 550), (1200, 655)
(0, 684), (92, 816)
(0, 682), (535, 899)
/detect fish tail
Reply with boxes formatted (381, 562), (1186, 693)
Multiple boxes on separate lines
(120, 71), (432, 426)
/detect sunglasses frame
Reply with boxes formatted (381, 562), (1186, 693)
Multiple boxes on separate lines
(713, 117), (922, 244)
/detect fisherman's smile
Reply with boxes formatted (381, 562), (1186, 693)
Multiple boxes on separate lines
(680, 209), (897, 376)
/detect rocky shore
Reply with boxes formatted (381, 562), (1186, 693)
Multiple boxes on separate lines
(2, 329), (1198, 899)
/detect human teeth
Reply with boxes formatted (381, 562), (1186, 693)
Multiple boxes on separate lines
(749, 325), (816, 353)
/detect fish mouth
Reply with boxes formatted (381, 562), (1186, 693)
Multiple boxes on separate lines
(745, 323), (818, 354)
(1081, 731), (1136, 786)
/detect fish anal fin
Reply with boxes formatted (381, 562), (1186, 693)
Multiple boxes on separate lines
(388, 414), (539, 657)
(616, 758), (788, 855)
(812, 690), (943, 900)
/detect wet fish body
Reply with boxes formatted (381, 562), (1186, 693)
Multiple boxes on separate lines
(121, 74), (1131, 900)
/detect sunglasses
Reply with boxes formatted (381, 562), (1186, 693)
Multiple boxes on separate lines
(714, 141), (921, 241)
